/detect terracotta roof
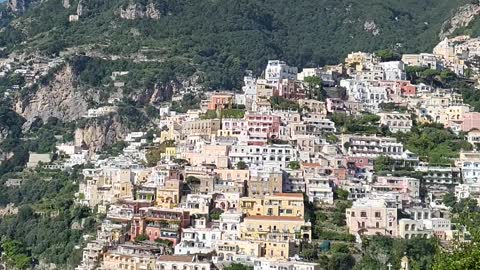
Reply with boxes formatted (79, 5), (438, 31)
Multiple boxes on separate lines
(158, 255), (194, 262)
(245, 215), (304, 221)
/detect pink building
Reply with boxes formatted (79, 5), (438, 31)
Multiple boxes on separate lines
(246, 114), (281, 140)
(326, 98), (346, 113)
(347, 156), (371, 168)
(345, 198), (398, 237)
(131, 207), (190, 245)
(371, 176), (420, 204)
(461, 112), (480, 132)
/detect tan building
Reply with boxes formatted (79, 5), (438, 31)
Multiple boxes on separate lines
(239, 216), (312, 242)
(247, 171), (283, 198)
(181, 119), (221, 138)
(156, 179), (182, 208)
(102, 243), (159, 270)
(298, 99), (327, 115)
(240, 193), (305, 218)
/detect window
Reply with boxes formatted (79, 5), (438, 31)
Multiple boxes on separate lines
(360, 211), (367, 217)
(375, 212), (381, 218)
(350, 211), (355, 217)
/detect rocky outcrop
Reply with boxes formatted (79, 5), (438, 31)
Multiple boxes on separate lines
(364, 20), (380, 36)
(440, 3), (480, 39)
(14, 65), (89, 128)
(128, 80), (180, 104)
(76, 0), (84, 17)
(74, 114), (128, 153)
(119, 2), (161, 20)
(7, 0), (37, 13)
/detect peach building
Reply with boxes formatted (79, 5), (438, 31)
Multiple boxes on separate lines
(345, 197), (398, 237)
(461, 112), (480, 132)
(207, 93), (233, 110)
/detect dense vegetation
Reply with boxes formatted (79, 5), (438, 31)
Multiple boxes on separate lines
(0, 0), (473, 89)
(0, 168), (97, 269)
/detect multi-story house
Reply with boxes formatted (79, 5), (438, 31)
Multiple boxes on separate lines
(174, 227), (222, 255)
(345, 197), (398, 237)
(239, 193), (304, 218)
(229, 144), (296, 169)
(370, 176), (420, 204)
(245, 113), (281, 140)
(346, 135), (405, 161)
(131, 207), (191, 245)
(247, 170), (283, 197)
(253, 258), (320, 270)
(378, 112), (412, 133)
(218, 211), (242, 240)
(456, 151), (480, 184)
(239, 216), (312, 243)
(305, 176), (334, 204)
(213, 240), (262, 264)
(178, 194), (212, 216)
(379, 61), (406, 80)
(102, 243), (161, 270)
(156, 255), (213, 270)
(265, 60), (298, 86)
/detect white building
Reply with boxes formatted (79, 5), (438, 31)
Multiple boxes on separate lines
(305, 176), (334, 204)
(380, 61), (406, 81)
(265, 60), (298, 86)
(174, 227), (222, 255)
(253, 258), (320, 270)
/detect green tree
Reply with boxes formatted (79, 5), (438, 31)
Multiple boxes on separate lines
(145, 105), (159, 119)
(304, 76), (324, 100)
(374, 155), (395, 172)
(224, 263), (253, 270)
(135, 234), (148, 242)
(376, 49), (400, 62)
(1, 240), (32, 270)
(288, 161), (301, 170)
(236, 161), (248, 170)
(335, 189), (349, 200)
(209, 208), (224, 220)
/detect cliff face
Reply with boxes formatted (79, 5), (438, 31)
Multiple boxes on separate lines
(440, 3), (480, 39)
(74, 114), (128, 153)
(14, 65), (89, 128)
(7, 0), (40, 14)
(119, 2), (161, 20)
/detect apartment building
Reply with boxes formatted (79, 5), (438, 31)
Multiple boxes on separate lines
(345, 197), (398, 237)
(239, 193), (304, 218)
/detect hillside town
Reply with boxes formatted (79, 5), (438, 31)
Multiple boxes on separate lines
(5, 34), (480, 270)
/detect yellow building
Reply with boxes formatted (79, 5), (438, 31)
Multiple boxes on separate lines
(239, 216), (312, 242)
(161, 146), (177, 160)
(264, 240), (296, 259)
(240, 193), (305, 218)
(156, 179), (181, 208)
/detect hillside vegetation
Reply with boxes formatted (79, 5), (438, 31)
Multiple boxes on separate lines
(0, 0), (474, 89)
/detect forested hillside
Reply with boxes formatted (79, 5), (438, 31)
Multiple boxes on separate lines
(0, 0), (474, 89)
